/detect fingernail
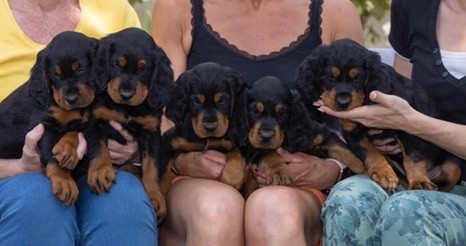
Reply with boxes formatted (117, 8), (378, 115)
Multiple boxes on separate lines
(317, 107), (325, 112)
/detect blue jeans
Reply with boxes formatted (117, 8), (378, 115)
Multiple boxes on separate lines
(322, 175), (466, 246)
(0, 170), (158, 246)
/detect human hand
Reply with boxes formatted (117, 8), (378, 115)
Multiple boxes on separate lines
(17, 124), (45, 173)
(251, 148), (340, 190)
(173, 150), (226, 179)
(315, 91), (415, 130)
(368, 129), (402, 155)
(108, 120), (139, 165)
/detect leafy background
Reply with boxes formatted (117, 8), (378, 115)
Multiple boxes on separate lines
(129, 0), (391, 46)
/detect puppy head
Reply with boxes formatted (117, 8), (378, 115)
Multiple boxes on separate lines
(166, 62), (244, 138)
(245, 76), (292, 149)
(29, 31), (98, 110)
(296, 38), (389, 112)
(94, 28), (174, 109)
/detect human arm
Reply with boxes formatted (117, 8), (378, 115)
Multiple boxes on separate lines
(317, 91), (466, 159)
(252, 148), (341, 190)
(321, 0), (364, 45)
(172, 150), (226, 179)
(0, 124), (87, 179)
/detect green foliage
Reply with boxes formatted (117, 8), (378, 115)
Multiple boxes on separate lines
(351, 0), (391, 44)
(128, 0), (144, 5)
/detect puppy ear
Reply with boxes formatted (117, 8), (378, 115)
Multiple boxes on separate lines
(295, 45), (330, 102)
(284, 90), (315, 152)
(91, 39), (112, 94)
(227, 88), (249, 147)
(165, 72), (191, 126)
(363, 50), (391, 99)
(28, 49), (50, 109)
(148, 46), (175, 111)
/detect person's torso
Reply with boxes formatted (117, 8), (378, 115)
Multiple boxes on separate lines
(187, 0), (323, 89)
(398, 0), (466, 124)
(0, 0), (140, 101)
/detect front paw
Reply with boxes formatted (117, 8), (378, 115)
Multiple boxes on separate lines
(369, 164), (399, 191)
(49, 174), (79, 206)
(53, 142), (79, 170)
(265, 164), (292, 186)
(408, 179), (438, 190)
(87, 165), (116, 194)
(219, 167), (246, 190)
(149, 190), (167, 227)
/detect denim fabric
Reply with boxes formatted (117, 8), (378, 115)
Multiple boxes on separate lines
(322, 175), (466, 246)
(0, 170), (158, 246)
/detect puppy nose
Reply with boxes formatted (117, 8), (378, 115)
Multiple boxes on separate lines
(203, 122), (218, 132)
(65, 93), (78, 104)
(120, 89), (135, 101)
(336, 92), (352, 106)
(260, 129), (275, 141)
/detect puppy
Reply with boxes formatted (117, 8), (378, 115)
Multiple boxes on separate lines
(0, 31), (98, 205)
(161, 62), (247, 195)
(86, 28), (174, 224)
(295, 38), (462, 191)
(241, 76), (364, 197)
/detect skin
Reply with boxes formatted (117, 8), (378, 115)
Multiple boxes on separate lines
(151, 0), (364, 245)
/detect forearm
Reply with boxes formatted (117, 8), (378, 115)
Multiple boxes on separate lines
(404, 111), (466, 159)
(0, 159), (23, 179)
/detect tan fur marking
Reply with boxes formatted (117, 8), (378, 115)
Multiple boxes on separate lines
(45, 163), (78, 205)
(399, 141), (437, 190)
(118, 56), (127, 68)
(349, 68), (359, 79)
(50, 106), (86, 125)
(275, 104), (284, 114)
(197, 94), (205, 104)
(132, 115), (160, 131)
(214, 92), (222, 103)
(309, 134), (324, 149)
(207, 139), (233, 151)
(331, 67), (340, 78)
(256, 102), (264, 113)
(171, 137), (205, 151)
(107, 79), (148, 106)
(138, 59), (146, 69)
(326, 144), (365, 174)
(71, 62), (79, 72)
(260, 151), (292, 186)
(219, 148), (247, 190)
(93, 106), (126, 123)
(55, 65), (62, 75)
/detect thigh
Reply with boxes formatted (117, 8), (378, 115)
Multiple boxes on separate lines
(322, 175), (390, 245)
(376, 189), (466, 246)
(0, 173), (78, 245)
(76, 169), (158, 246)
(159, 178), (245, 246)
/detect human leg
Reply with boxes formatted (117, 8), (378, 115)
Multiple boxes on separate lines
(0, 173), (78, 245)
(375, 187), (466, 245)
(76, 169), (158, 246)
(322, 175), (390, 245)
(158, 178), (245, 246)
(244, 186), (323, 246)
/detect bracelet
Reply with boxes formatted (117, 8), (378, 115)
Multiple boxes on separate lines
(326, 158), (347, 185)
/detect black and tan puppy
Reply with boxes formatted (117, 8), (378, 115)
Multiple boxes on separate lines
(241, 76), (364, 197)
(86, 28), (174, 224)
(0, 31), (98, 205)
(161, 62), (247, 195)
(295, 38), (462, 191)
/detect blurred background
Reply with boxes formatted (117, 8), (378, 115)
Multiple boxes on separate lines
(129, 0), (391, 48)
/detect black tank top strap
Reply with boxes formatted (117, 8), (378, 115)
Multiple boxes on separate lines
(190, 0), (204, 42)
(309, 0), (323, 43)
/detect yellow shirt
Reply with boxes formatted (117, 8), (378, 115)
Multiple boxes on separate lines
(0, 0), (141, 101)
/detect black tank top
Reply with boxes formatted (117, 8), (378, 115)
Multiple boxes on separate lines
(187, 0), (323, 89)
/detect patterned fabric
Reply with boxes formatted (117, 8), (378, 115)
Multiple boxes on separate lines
(322, 175), (466, 246)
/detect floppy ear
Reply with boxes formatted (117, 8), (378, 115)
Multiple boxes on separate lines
(224, 70), (248, 147)
(284, 90), (316, 152)
(295, 45), (330, 102)
(91, 38), (113, 94)
(363, 50), (391, 101)
(28, 49), (50, 109)
(165, 72), (191, 126)
(148, 46), (175, 111)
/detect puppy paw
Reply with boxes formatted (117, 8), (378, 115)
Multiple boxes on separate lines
(408, 179), (438, 190)
(53, 142), (79, 170)
(87, 165), (116, 194)
(369, 164), (399, 191)
(219, 168), (246, 190)
(265, 164), (292, 186)
(49, 175), (79, 206)
(149, 190), (167, 227)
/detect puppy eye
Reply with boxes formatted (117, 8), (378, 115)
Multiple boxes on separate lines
(76, 67), (85, 75)
(113, 61), (120, 68)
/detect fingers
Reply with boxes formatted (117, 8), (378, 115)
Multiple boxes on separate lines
(368, 129), (383, 135)
(203, 150), (227, 165)
(109, 120), (135, 142)
(23, 124), (44, 155)
(77, 132), (87, 160)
